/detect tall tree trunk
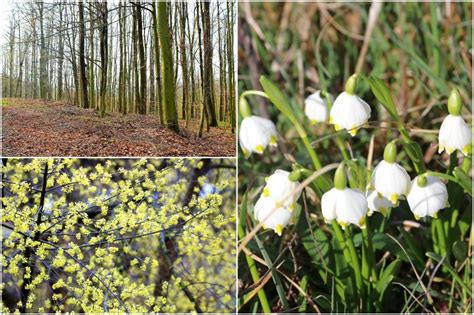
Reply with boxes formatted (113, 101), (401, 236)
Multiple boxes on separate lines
(188, 6), (196, 119)
(132, 8), (139, 114)
(226, 1), (235, 133)
(201, 1), (218, 127)
(136, 4), (146, 114)
(99, 1), (108, 117)
(179, 2), (189, 125)
(8, 20), (15, 97)
(57, 4), (64, 100)
(217, 1), (225, 122)
(89, 2), (95, 109)
(157, 2), (179, 132)
(118, 1), (126, 114)
(78, 1), (89, 108)
(38, 2), (47, 99)
(152, 2), (164, 124)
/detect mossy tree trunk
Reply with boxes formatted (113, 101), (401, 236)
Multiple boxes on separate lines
(157, 2), (179, 132)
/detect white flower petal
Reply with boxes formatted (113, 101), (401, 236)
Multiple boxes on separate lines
(321, 187), (368, 228)
(254, 196), (293, 235)
(366, 189), (392, 215)
(335, 188), (368, 227)
(330, 92), (371, 135)
(407, 176), (448, 219)
(438, 115), (471, 155)
(239, 116), (278, 155)
(304, 91), (333, 123)
(321, 188), (338, 222)
(371, 160), (411, 203)
(265, 170), (300, 206)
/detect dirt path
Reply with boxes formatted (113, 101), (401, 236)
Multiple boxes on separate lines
(1, 98), (235, 157)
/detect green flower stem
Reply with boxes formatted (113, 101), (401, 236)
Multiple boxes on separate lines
(361, 225), (376, 312)
(332, 221), (362, 300)
(240, 90), (270, 100)
(461, 154), (471, 172)
(345, 227), (364, 299)
(238, 224), (271, 313)
(332, 220), (364, 299)
(362, 221), (378, 283)
(434, 218), (447, 257)
(335, 136), (350, 161)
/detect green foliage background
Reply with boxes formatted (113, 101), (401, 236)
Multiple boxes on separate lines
(238, 2), (472, 313)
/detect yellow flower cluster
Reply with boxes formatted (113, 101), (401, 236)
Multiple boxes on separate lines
(1, 158), (235, 313)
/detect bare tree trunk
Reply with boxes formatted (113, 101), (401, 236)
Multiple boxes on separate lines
(89, 2), (95, 109)
(78, 1), (89, 108)
(38, 2), (48, 99)
(179, 2), (189, 125)
(57, 4), (64, 100)
(99, 1), (108, 117)
(201, 1), (218, 127)
(134, 4), (146, 114)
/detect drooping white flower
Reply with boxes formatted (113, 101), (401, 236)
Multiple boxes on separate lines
(304, 91), (333, 124)
(438, 115), (471, 155)
(321, 187), (368, 229)
(371, 160), (411, 205)
(329, 91), (371, 136)
(254, 169), (301, 236)
(366, 189), (392, 216)
(262, 170), (300, 209)
(239, 115), (278, 157)
(254, 197), (293, 236)
(321, 163), (368, 229)
(407, 176), (449, 220)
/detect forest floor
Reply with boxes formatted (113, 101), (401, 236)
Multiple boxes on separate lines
(1, 98), (235, 157)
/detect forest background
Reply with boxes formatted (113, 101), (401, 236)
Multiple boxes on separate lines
(1, 1), (236, 156)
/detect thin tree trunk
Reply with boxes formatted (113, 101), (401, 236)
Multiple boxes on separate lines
(99, 1), (108, 116)
(78, 1), (89, 108)
(179, 2), (189, 125)
(57, 4), (64, 100)
(201, 2), (218, 127)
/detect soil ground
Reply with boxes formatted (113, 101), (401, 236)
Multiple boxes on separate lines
(1, 98), (235, 157)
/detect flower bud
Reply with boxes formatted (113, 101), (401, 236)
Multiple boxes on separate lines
(383, 141), (397, 164)
(334, 164), (347, 190)
(345, 74), (358, 95)
(447, 89), (462, 116)
(239, 97), (252, 118)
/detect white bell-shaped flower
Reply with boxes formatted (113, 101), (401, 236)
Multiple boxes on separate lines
(254, 169), (301, 236)
(239, 115), (278, 157)
(371, 141), (411, 205)
(407, 175), (449, 220)
(304, 91), (333, 125)
(438, 115), (471, 155)
(371, 161), (411, 204)
(263, 170), (300, 210)
(322, 187), (368, 229)
(254, 197), (293, 236)
(329, 92), (371, 136)
(366, 189), (392, 216)
(321, 164), (368, 229)
(438, 89), (471, 155)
